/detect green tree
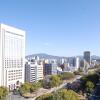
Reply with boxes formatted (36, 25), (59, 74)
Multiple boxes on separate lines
(66, 90), (79, 100)
(94, 65), (100, 68)
(36, 89), (79, 100)
(30, 82), (41, 93)
(0, 87), (8, 100)
(19, 82), (31, 95)
(80, 73), (99, 91)
(56, 89), (68, 100)
(38, 80), (44, 87)
(36, 93), (53, 100)
(19, 82), (42, 95)
(55, 89), (79, 100)
(85, 81), (94, 92)
(49, 75), (62, 88)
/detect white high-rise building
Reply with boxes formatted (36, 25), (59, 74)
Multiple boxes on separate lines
(76, 57), (80, 69)
(25, 60), (43, 82)
(0, 24), (25, 90)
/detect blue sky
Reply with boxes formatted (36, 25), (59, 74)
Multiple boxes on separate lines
(0, 0), (100, 56)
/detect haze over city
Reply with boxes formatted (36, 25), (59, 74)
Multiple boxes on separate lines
(0, 0), (100, 56)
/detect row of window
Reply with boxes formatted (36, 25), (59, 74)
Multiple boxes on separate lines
(8, 70), (22, 73)
(8, 70), (23, 81)
(8, 77), (22, 81)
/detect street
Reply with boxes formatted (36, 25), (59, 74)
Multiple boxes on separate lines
(7, 93), (34, 100)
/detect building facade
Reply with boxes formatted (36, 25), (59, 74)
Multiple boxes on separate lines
(0, 24), (25, 90)
(84, 51), (91, 65)
(25, 60), (43, 82)
(43, 63), (57, 76)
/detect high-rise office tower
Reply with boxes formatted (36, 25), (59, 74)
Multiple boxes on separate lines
(0, 24), (25, 90)
(84, 51), (91, 65)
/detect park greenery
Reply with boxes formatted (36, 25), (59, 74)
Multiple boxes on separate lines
(0, 87), (8, 100)
(19, 81), (42, 95)
(0, 65), (99, 99)
(80, 73), (99, 89)
(36, 89), (79, 100)
(48, 75), (62, 88)
(65, 68), (100, 98)
(77, 69), (100, 97)
(85, 81), (94, 93)
(17, 68), (100, 99)
(43, 72), (75, 89)
(60, 72), (75, 80)
(19, 72), (75, 96)
(74, 68), (83, 75)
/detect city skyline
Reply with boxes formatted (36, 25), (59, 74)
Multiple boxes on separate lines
(0, 0), (100, 56)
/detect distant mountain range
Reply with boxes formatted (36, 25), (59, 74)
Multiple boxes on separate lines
(26, 53), (100, 60)
(26, 53), (67, 59)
